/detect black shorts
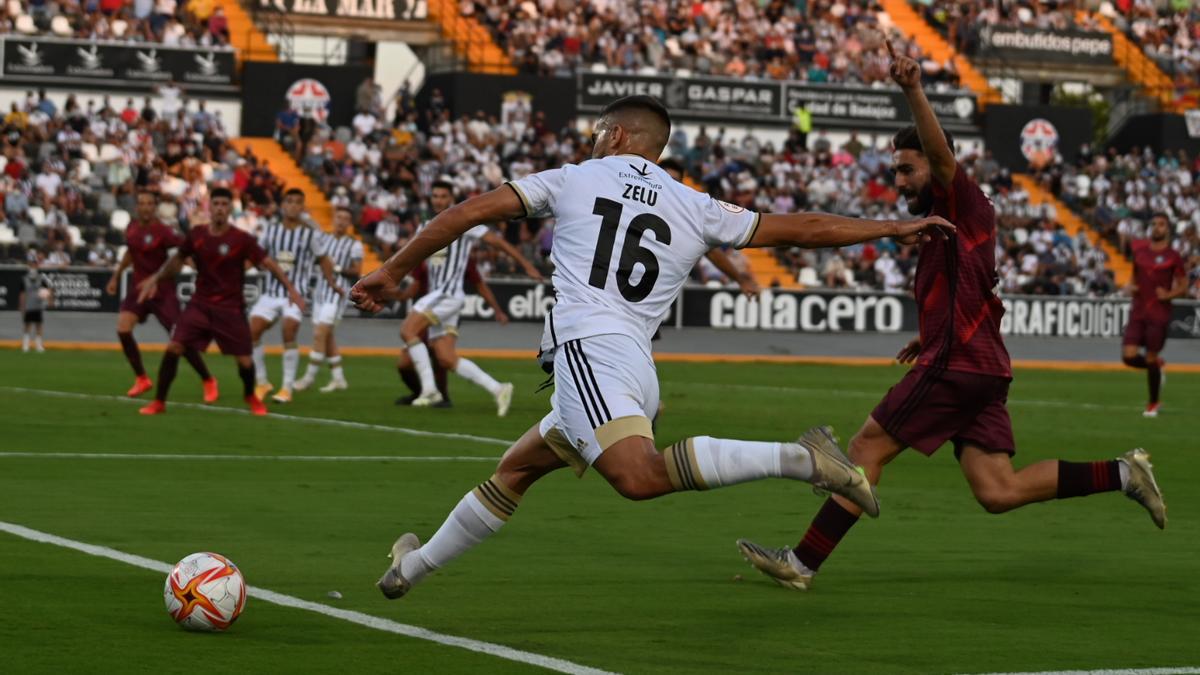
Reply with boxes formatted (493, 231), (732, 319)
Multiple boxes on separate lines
(23, 310), (43, 324)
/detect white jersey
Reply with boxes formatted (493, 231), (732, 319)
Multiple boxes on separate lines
(315, 233), (364, 305)
(258, 220), (328, 298)
(423, 222), (489, 299)
(508, 154), (759, 354)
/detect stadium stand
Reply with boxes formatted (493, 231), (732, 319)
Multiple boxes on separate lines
(0, 0), (234, 47)
(465, 0), (960, 88)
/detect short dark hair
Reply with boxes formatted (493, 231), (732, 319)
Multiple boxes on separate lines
(892, 125), (955, 155)
(210, 187), (233, 201)
(601, 95), (671, 131)
(136, 189), (159, 201)
(1150, 212), (1171, 223)
(335, 205), (354, 217)
(658, 157), (685, 175)
(431, 180), (455, 193)
(284, 187), (305, 199)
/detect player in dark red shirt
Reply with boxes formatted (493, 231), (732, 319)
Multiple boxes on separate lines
(106, 190), (216, 400)
(736, 41), (1168, 591)
(135, 187), (305, 416)
(1121, 213), (1187, 417)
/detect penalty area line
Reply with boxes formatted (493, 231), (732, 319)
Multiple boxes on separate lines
(0, 520), (616, 675)
(0, 386), (512, 447)
(0, 452), (497, 463)
(961, 669), (1200, 675)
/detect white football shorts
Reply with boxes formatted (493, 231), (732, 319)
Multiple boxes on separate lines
(313, 299), (346, 326)
(413, 291), (464, 339)
(538, 333), (658, 476)
(249, 294), (303, 323)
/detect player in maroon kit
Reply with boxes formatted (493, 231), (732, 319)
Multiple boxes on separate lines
(736, 40), (1168, 591)
(1121, 213), (1187, 418)
(135, 188), (305, 416)
(106, 190), (216, 401)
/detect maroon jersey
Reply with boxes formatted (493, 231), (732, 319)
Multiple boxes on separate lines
(179, 225), (266, 310)
(1130, 239), (1185, 323)
(126, 220), (184, 289)
(914, 163), (1011, 378)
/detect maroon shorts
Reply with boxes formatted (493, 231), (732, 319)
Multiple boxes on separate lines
(1122, 317), (1168, 353)
(121, 289), (181, 330)
(872, 366), (1015, 458)
(170, 302), (252, 356)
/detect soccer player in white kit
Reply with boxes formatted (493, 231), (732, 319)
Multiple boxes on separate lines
(295, 206), (364, 393)
(352, 95), (954, 597)
(400, 180), (543, 415)
(249, 188), (340, 404)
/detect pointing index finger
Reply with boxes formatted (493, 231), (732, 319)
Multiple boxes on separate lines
(884, 36), (896, 58)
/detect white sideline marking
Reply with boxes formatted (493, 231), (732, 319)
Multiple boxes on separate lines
(0, 386), (511, 447)
(0, 520), (615, 675)
(0, 452), (495, 463)
(963, 669), (1200, 675)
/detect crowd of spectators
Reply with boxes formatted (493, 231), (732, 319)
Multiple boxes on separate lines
(464, 0), (963, 89)
(1043, 144), (1200, 297)
(1118, 0), (1199, 106)
(0, 85), (284, 267)
(914, 0), (1100, 55)
(0, 0), (233, 48)
(292, 84), (1133, 298)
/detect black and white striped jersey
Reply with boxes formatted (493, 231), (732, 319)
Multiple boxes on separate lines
(315, 234), (364, 305)
(423, 223), (489, 299)
(258, 220), (328, 298)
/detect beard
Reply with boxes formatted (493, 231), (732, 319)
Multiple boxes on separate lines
(904, 185), (934, 216)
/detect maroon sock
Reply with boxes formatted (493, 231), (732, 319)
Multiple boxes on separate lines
(184, 349), (211, 381)
(238, 365), (256, 398)
(155, 351), (180, 402)
(1123, 355), (1148, 369)
(398, 366), (421, 395)
(1056, 460), (1122, 499)
(118, 332), (144, 376)
(793, 498), (861, 571)
(1148, 366), (1161, 404)
(434, 361), (451, 402)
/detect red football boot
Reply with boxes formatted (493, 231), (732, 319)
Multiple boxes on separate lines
(127, 375), (153, 398)
(203, 377), (219, 404)
(245, 395), (268, 416)
(139, 400), (166, 415)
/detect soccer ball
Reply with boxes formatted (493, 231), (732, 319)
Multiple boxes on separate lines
(163, 552), (247, 631)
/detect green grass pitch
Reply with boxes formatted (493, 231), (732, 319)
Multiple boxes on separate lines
(1, 348), (1196, 674)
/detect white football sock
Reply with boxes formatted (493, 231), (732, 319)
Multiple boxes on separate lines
(328, 355), (346, 382)
(252, 343), (268, 384)
(22, 334), (30, 351)
(34, 335), (43, 350)
(665, 437), (812, 491)
(454, 357), (502, 396)
(281, 347), (299, 388)
(302, 351), (324, 380)
(401, 476), (518, 585)
(406, 342), (436, 395)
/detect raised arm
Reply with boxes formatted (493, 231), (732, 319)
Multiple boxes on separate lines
(481, 230), (544, 281)
(351, 187), (525, 312)
(106, 248), (133, 295)
(748, 212), (954, 249)
(887, 38), (956, 186)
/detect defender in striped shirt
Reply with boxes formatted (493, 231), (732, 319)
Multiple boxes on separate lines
(401, 180), (542, 415)
(248, 188), (340, 404)
(295, 207), (364, 393)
